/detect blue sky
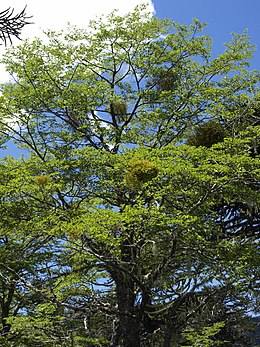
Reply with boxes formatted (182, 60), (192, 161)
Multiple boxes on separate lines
(0, 0), (259, 157)
(1, 0), (259, 71)
(154, 0), (260, 69)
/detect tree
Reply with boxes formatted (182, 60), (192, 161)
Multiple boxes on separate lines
(0, 5), (259, 346)
(0, 157), (66, 345)
(0, 6), (32, 45)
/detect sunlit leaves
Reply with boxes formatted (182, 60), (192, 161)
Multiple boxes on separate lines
(0, 4), (259, 346)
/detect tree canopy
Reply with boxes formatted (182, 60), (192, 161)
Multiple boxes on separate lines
(0, 5), (259, 346)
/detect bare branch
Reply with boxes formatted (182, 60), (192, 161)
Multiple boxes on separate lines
(0, 6), (33, 45)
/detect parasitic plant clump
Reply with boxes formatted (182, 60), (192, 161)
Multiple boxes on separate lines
(35, 174), (51, 186)
(124, 159), (158, 189)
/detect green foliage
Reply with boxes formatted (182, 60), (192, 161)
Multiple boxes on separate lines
(181, 322), (226, 347)
(34, 174), (52, 185)
(110, 100), (128, 117)
(186, 121), (228, 147)
(0, 4), (259, 346)
(124, 158), (159, 189)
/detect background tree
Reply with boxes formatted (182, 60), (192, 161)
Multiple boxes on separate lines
(0, 5), (259, 346)
(0, 6), (32, 45)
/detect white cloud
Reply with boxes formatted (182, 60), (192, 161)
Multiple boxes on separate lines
(0, 0), (155, 82)
(0, 0), (155, 41)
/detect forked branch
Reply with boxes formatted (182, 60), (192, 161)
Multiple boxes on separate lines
(0, 6), (32, 45)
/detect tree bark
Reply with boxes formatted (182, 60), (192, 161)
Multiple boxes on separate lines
(115, 278), (140, 347)
(0, 284), (15, 336)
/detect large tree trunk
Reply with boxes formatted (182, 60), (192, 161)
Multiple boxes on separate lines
(0, 285), (15, 337)
(115, 278), (141, 347)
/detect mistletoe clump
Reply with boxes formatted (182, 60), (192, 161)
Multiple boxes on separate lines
(187, 120), (228, 148)
(124, 159), (158, 189)
(111, 100), (127, 117)
(35, 174), (51, 186)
